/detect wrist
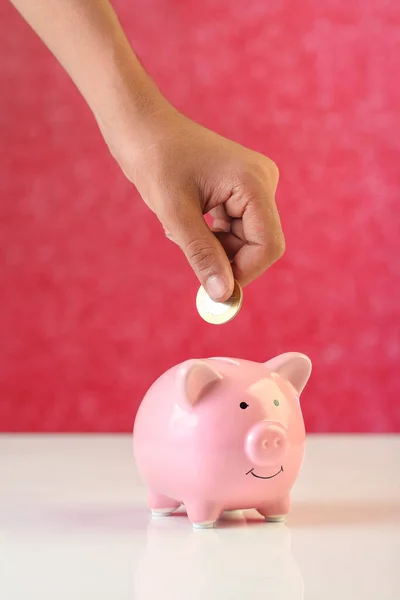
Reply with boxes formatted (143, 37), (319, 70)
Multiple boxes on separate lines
(88, 37), (173, 171)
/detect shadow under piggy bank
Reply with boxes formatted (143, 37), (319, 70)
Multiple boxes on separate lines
(134, 511), (303, 600)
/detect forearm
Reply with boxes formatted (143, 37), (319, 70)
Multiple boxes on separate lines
(9, 0), (168, 152)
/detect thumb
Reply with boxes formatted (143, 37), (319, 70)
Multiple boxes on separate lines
(163, 200), (234, 302)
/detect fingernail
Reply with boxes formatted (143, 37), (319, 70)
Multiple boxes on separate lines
(206, 275), (228, 301)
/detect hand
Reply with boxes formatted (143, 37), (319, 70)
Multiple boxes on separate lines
(9, 1), (283, 303)
(119, 106), (284, 302)
(9, 0), (283, 302)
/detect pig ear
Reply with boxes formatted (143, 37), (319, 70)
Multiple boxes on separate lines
(177, 360), (222, 410)
(265, 352), (312, 395)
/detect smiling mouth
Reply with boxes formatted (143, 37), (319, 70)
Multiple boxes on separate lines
(246, 466), (284, 479)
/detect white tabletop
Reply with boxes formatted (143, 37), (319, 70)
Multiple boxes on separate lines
(1, 435), (399, 600)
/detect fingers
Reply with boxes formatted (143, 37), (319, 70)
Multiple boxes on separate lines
(209, 205), (231, 232)
(164, 196), (284, 290)
(225, 184), (285, 287)
(213, 230), (245, 261)
(160, 159), (284, 294)
(165, 222), (246, 266)
(164, 197), (284, 290)
(161, 195), (235, 302)
(234, 205), (285, 286)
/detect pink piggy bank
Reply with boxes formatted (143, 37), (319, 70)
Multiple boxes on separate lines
(133, 352), (312, 528)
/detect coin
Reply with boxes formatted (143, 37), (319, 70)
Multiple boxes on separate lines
(196, 280), (243, 325)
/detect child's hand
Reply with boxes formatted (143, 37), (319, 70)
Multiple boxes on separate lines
(119, 107), (284, 302)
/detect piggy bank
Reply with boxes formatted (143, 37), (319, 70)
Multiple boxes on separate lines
(133, 352), (312, 528)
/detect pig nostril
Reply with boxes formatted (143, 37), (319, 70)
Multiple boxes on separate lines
(262, 436), (282, 451)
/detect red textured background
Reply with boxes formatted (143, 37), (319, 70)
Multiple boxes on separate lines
(0, 1), (399, 433)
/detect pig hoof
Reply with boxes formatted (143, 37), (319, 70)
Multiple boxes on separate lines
(192, 521), (215, 529)
(265, 515), (286, 523)
(151, 508), (178, 518)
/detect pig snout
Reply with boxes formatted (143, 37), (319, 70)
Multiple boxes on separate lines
(245, 422), (288, 467)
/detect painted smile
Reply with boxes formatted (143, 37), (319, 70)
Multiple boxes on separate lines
(246, 466), (284, 479)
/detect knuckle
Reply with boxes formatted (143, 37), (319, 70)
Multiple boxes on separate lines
(186, 239), (215, 273)
(236, 158), (280, 196)
(253, 156), (279, 186)
(269, 233), (286, 262)
(258, 158), (279, 187)
(235, 171), (259, 193)
(275, 234), (286, 259)
(259, 233), (286, 268)
(266, 158), (280, 182)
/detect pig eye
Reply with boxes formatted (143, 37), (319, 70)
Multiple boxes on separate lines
(240, 402), (249, 410)
(274, 399), (280, 406)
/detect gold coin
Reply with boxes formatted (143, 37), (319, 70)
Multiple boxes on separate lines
(196, 280), (243, 325)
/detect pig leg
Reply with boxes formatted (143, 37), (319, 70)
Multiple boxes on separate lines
(257, 496), (290, 522)
(184, 501), (222, 529)
(148, 491), (181, 517)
